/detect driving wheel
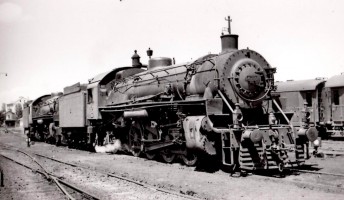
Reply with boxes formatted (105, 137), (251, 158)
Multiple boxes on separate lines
(181, 150), (198, 166)
(145, 133), (156, 160)
(160, 135), (175, 163)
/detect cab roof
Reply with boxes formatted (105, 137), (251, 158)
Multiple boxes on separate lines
(87, 66), (145, 89)
(88, 71), (111, 84)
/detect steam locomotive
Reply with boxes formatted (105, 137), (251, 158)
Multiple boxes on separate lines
(275, 73), (344, 139)
(23, 17), (317, 173)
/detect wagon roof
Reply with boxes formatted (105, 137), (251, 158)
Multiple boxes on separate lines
(275, 78), (326, 92)
(325, 73), (344, 88)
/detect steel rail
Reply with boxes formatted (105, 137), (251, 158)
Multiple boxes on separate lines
(50, 176), (76, 200)
(0, 150), (100, 200)
(34, 153), (202, 200)
(289, 168), (344, 177)
(0, 153), (76, 199)
(33, 152), (344, 196)
(16, 149), (51, 180)
(31, 146), (344, 180)
(1, 143), (344, 196)
(0, 143), (200, 200)
(0, 153), (73, 198)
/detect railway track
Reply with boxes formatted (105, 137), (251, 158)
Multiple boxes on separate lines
(0, 144), (201, 200)
(2, 136), (344, 184)
(290, 168), (344, 178)
(3, 142), (344, 195)
(1, 130), (344, 198)
(33, 153), (201, 200)
(0, 149), (101, 200)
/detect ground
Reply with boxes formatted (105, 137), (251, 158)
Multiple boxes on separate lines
(0, 127), (344, 200)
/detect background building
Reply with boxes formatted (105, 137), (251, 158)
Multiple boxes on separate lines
(4, 110), (17, 127)
(4, 97), (30, 127)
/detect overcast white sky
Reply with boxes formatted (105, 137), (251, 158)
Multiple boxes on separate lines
(0, 0), (343, 105)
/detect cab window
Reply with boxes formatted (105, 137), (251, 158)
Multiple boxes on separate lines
(88, 89), (93, 104)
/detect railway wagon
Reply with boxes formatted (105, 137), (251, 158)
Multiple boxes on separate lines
(275, 79), (325, 140)
(275, 73), (344, 138)
(275, 78), (326, 127)
(322, 73), (344, 137)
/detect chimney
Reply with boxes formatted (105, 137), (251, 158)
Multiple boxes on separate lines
(221, 16), (239, 52)
(221, 34), (238, 51)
